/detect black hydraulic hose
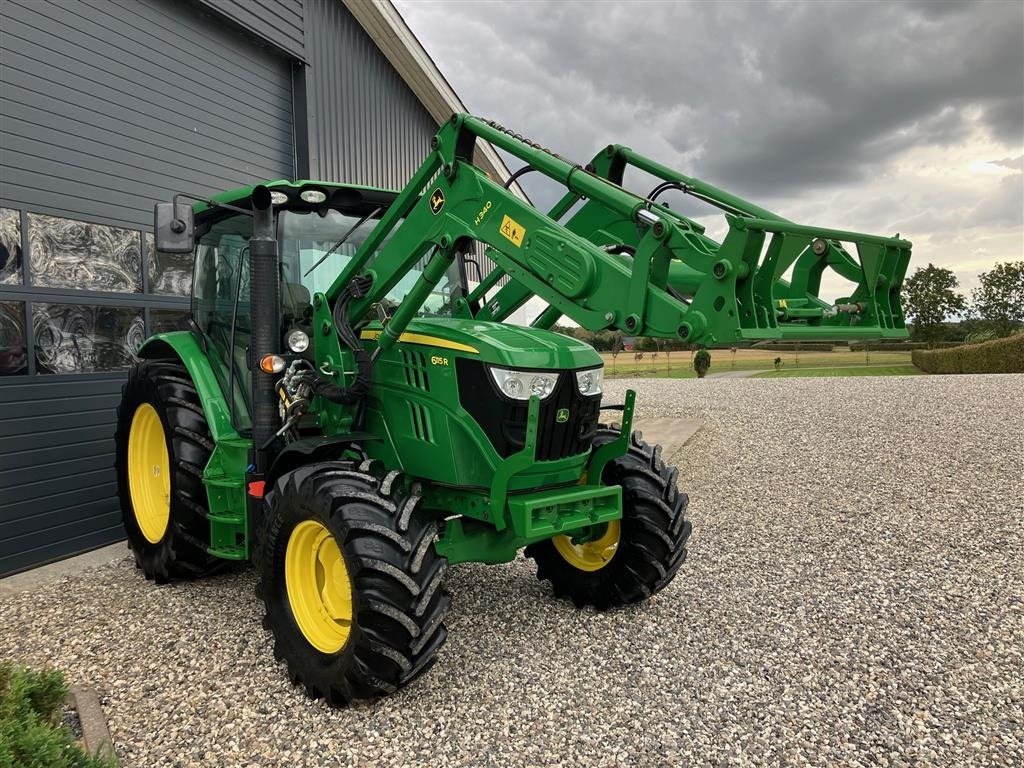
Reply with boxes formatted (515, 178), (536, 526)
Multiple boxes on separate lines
(647, 181), (687, 202)
(504, 165), (536, 189)
(311, 274), (374, 408)
(647, 180), (750, 218)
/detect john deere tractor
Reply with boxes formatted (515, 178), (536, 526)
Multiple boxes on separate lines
(117, 115), (910, 705)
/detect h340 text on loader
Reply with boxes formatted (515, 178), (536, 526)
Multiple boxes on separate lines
(117, 114), (911, 705)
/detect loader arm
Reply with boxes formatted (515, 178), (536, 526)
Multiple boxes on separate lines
(327, 114), (911, 350)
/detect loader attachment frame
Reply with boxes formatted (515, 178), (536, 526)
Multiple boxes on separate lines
(328, 114), (910, 349)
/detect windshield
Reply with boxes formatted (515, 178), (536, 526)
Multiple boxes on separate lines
(279, 209), (462, 317)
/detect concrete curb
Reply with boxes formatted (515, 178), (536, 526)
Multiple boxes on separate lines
(631, 416), (703, 462)
(67, 686), (117, 764)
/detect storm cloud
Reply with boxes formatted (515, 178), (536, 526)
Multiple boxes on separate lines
(396, 0), (1023, 297)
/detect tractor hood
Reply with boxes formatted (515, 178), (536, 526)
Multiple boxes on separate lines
(362, 317), (602, 370)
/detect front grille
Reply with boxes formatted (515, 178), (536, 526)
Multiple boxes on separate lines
(457, 359), (601, 460)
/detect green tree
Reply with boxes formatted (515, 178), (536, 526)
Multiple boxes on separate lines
(902, 264), (967, 344)
(693, 348), (711, 378)
(971, 261), (1024, 338)
(635, 336), (657, 352)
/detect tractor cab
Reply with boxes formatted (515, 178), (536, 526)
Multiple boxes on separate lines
(173, 181), (467, 431)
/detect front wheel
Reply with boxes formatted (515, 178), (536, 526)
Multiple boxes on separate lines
(257, 463), (451, 706)
(114, 360), (222, 582)
(526, 429), (691, 610)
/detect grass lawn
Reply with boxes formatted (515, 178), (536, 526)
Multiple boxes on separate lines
(754, 364), (924, 378)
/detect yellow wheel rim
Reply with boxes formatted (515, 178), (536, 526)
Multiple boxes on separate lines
(285, 520), (353, 654)
(127, 403), (170, 544)
(552, 520), (621, 572)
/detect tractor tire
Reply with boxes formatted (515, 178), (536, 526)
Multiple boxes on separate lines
(257, 462), (451, 706)
(526, 428), (691, 610)
(115, 360), (223, 582)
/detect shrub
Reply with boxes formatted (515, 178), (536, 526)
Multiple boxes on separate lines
(0, 661), (114, 768)
(911, 333), (1024, 374)
(693, 348), (711, 378)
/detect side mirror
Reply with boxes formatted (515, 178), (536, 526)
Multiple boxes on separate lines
(154, 202), (194, 253)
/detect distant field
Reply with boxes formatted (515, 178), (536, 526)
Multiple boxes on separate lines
(754, 364), (924, 379)
(603, 348), (915, 378)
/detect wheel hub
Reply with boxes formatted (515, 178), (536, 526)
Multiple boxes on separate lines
(127, 403), (170, 544)
(285, 520), (353, 654)
(552, 520), (620, 572)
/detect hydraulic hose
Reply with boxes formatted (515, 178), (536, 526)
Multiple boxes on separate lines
(312, 274), (374, 406)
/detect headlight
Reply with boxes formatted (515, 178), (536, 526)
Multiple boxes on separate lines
(575, 367), (603, 395)
(269, 190), (289, 205)
(300, 188), (327, 204)
(286, 328), (309, 353)
(489, 367), (559, 400)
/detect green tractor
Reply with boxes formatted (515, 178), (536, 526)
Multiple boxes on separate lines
(116, 115), (910, 705)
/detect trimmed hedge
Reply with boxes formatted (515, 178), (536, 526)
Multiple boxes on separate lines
(850, 341), (963, 351)
(912, 334), (1024, 374)
(0, 662), (115, 768)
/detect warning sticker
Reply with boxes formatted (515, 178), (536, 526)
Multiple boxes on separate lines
(499, 214), (525, 247)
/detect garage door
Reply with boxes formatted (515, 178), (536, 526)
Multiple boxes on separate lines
(0, 0), (295, 575)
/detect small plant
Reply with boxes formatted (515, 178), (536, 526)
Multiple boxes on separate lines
(610, 333), (623, 373)
(774, 356), (783, 370)
(693, 348), (711, 378)
(0, 661), (114, 768)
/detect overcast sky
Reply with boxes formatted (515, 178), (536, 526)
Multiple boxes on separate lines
(396, 0), (1023, 302)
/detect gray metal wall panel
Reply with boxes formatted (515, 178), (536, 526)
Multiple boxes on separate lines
(0, 0), (297, 576)
(0, 0), (295, 231)
(303, 0), (437, 190)
(302, 2), (499, 280)
(0, 375), (123, 576)
(197, 0), (305, 61)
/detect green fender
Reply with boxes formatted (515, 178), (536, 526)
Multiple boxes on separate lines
(137, 331), (242, 445)
(138, 331), (251, 560)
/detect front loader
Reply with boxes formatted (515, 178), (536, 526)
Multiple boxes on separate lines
(116, 114), (911, 705)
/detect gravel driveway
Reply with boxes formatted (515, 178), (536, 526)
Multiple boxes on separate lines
(2, 374), (1022, 767)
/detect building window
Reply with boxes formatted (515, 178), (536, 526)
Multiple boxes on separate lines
(32, 303), (144, 374)
(147, 233), (193, 296)
(0, 301), (27, 376)
(28, 213), (142, 293)
(0, 208), (23, 286)
(150, 308), (190, 334)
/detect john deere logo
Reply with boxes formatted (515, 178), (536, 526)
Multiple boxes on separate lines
(555, 408), (570, 423)
(429, 188), (445, 215)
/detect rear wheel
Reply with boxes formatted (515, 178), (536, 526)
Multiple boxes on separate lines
(526, 429), (691, 610)
(115, 360), (222, 582)
(257, 462), (451, 706)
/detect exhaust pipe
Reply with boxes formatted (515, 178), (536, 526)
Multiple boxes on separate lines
(247, 185), (281, 503)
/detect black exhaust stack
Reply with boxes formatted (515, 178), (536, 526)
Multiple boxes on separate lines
(246, 185), (280, 517)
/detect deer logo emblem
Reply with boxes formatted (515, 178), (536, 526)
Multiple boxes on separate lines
(429, 188), (445, 215)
